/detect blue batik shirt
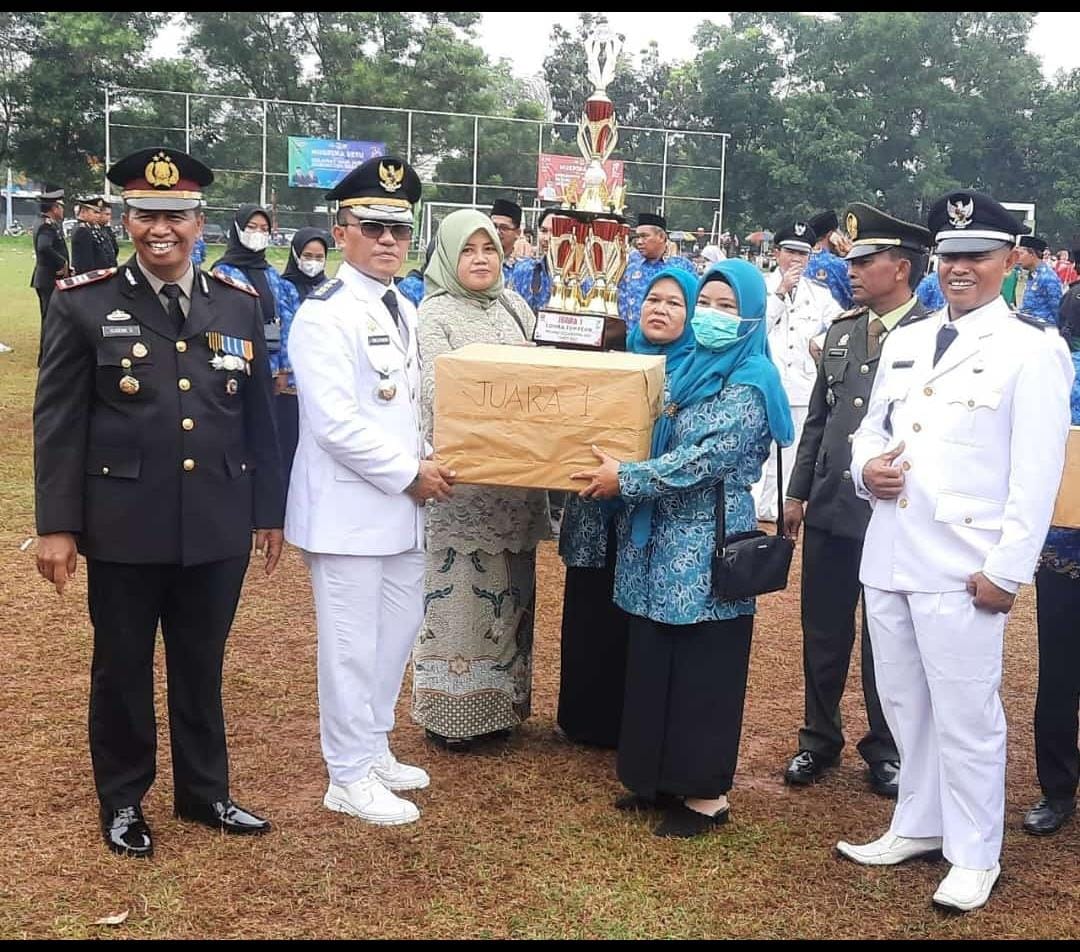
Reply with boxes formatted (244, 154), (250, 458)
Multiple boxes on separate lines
(617, 251), (697, 330)
(807, 248), (854, 309)
(1019, 261), (1065, 325)
(398, 273), (424, 308)
(510, 257), (553, 314)
(613, 382), (772, 625)
(916, 271), (946, 311)
(1041, 349), (1080, 578)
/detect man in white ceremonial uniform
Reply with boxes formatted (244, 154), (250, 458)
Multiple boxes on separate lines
(754, 219), (844, 520)
(837, 190), (1074, 911)
(286, 155), (455, 826)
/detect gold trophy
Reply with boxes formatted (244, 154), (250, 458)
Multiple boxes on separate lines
(533, 26), (631, 351)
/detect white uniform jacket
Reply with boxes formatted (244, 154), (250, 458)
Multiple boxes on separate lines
(285, 262), (428, 556)
(850, 297), (1074, 593)
(765, 269), (844, 405)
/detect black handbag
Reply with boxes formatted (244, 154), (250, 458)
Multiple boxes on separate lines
(710, 443), (794, 601)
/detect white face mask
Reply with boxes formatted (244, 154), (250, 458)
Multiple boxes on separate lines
(298, 259), (324, 278)
(238, 227), (269, 253)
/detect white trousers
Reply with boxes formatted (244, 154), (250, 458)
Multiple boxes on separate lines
(304, 549), (425, 786)
(864, 586), (1007, 870)
(753, 404), (808, 520)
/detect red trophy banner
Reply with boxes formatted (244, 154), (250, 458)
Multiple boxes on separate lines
(536, 154), (625, 206)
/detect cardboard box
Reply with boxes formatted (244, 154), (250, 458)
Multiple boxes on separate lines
(1051, 426), (1080, 529)
(433, 343), (666, 490)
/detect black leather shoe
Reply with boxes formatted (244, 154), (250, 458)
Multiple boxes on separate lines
(101, 804), (153, 858)
(784, 750), (837, 786)
(1023, 796), (1076, 836)
(654, 801), (730, 838)
(867, 759), (901, 799)
(174, 798), (271, 835)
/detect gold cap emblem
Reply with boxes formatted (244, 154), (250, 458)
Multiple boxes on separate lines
(845, 212), (859, 241)
(145, 152), (180, 190)
(378, 161), (404, 193)
(946, 196), (975, 229)
(118, 375), (140, 395)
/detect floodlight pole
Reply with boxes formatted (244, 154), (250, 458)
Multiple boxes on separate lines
(718, 135), (727, 240)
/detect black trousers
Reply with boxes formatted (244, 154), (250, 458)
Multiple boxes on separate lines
(556, 543), (629, 749)
(275, 392), (299, 500)
(1035, 566), (1080, 801)
(797, 525), (896, 765)
(617, 613), (753, 799)
(36, 287), (53, 367)
(86, 555), (250, 810)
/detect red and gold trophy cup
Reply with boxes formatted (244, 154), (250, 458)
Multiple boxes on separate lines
(534, 30), (631, 351)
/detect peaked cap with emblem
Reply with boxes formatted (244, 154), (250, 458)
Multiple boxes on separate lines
(326, 154), (421, 225)
(842, 202), (931, 261)
(926, 189), (1029, 254)
(1018, 235), (1048, 255)
(37, 188), (64, 212)
(636, 212), (667, 231)
(76, 194), (111, 211)
(106, 147), (213, 211)
(807, 209), (838, 238)
(774, 220), (818, 253)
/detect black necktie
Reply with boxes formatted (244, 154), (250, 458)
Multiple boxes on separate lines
(161, 283), (184, 334)
(382, 288), (401, 328)
(933, 321), (957, 366)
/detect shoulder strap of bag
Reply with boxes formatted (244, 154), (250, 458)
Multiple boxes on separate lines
(498, 291), (529, 342)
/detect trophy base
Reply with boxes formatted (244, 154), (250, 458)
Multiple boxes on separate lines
(533, 308), (626, 352)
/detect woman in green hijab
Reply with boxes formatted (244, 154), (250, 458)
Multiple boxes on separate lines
(412, 208), (551, 750)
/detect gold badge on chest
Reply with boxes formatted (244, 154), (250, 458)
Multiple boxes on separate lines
(118, 375), (140, 395)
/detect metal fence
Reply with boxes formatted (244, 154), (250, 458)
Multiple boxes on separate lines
(104, 86), (730, 239)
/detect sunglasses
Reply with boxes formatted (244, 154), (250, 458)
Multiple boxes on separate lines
(345, 219), (414, 241)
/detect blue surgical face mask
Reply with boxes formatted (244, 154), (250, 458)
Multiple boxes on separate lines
(691, 306), (743, 350)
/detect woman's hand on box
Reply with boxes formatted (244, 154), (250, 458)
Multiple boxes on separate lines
(570, 445), (622, 500)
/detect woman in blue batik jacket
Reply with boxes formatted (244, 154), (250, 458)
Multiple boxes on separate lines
(572, 259), (794, 838)
(557, 267), (699, 749)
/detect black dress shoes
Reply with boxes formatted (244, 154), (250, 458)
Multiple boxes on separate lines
(654, 801), (730, 838)
(867, 759), (901, 799)
(784, 750), (837, 786)
(1023, 796), (1076, 836)
(101, 804), (153, 858)
(174, 798), (271, 835)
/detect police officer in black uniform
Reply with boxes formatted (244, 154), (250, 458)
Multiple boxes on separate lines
(71, 195), (118, 273)
(33, 147), (285, 859)
(31, 188), (70, 363)
(782, 203), (933, 797)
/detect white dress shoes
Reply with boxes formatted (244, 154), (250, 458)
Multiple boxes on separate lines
(323, 775), (420, 826)
(932, 863), (1001, 912)
(369, 751), (430, 792)
(836, 832), (943, 865)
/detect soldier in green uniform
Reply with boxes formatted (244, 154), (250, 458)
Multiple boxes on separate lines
(782, 203), (933, 797)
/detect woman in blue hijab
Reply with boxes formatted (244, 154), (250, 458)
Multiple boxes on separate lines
(572, 259), (794, 838)
(556, 267), (698, 750)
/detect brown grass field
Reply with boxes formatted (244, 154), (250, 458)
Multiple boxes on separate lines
(0, 238), (1077, 938)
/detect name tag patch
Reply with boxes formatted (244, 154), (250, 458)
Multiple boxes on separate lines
(827, 348), (847, 358)
(368, 334), (391, 346)
(891, 359), (914, 368)
(101, 325), (141, 338)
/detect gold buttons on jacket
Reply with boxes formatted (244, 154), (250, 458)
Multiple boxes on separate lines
(132, 342), (149, 358)
(902, 461), (911, 471)
(183, 458), (196, 472)
(175, 340), (187, 353)
(181, 418), (195, 431)
(899, 498), (909, 509)
(853, 397), (864, 408)
(912, 422), (922, 432)
(841, 471), (851, 480)
(859, 364), (870, 374)
(121, 357), (132, 369)
(924, 387), (934, 396)
(178, 378), (191, 391)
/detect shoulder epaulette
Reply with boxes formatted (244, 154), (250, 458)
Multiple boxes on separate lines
(307, 278), (343, 301)
(832, 305), (867, 323)
(1014, 310), (1050, 331)
(56, 267), (117, 291)
(209, 269), (259, 297)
